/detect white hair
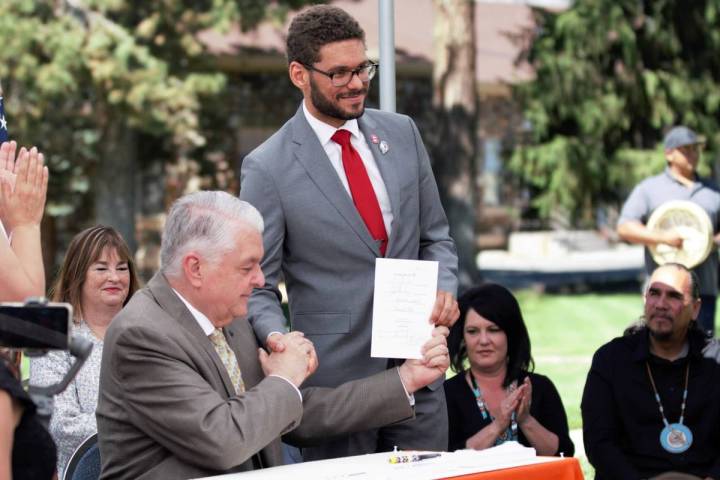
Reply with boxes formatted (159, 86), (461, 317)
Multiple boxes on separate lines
(160, 190), (264, 278)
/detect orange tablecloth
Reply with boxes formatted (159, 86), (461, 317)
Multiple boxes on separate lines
(446, 457), (584, 480)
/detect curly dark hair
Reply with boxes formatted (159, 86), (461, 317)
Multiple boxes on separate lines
(286, 5), (365, 66)
(448, 283), (534, 388)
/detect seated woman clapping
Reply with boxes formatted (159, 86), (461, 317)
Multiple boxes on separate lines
(30, 226), (140, 477)
(444, 283), (574, 456)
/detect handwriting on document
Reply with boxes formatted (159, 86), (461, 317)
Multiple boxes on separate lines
(371, 258), (438, 359)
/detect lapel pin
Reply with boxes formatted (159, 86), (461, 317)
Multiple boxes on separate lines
(370, 134), (380, 144)
(379, 140), (389, 154)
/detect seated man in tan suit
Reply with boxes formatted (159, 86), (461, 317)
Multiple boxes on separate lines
(96, 191), (450, 480)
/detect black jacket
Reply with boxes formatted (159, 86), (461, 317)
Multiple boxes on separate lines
(582, 328), (720, 480)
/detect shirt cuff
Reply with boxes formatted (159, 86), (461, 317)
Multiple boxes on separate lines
(268, 374), (303, 402)
(396, 367), (415, 407)
(266, 331), (285, 346)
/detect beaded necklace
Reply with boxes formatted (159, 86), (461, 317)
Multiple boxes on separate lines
(645, 361), (693, 453)
(468, 371), (518, 445)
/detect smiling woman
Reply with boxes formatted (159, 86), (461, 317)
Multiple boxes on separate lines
(29, 225), (140, 478)
(445, 283), (574, 457)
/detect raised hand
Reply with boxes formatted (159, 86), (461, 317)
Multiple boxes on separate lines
(0, 146), (48, 233)
(0, 141), (18, 185)
(515, 376), (533, 425)
(494, 383), (527, 430)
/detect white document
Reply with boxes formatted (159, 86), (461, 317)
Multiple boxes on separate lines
(194, 444), (558, 480)
(370, 258), (438, 359)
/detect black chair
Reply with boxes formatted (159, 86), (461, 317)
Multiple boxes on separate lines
(63, 433), (100, 480)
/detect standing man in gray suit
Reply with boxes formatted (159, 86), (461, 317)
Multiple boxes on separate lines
(240, 5), (459, 460)
(96, 191), (452, 480)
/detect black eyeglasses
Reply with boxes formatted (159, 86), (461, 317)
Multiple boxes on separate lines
(303, 62), (378, 87)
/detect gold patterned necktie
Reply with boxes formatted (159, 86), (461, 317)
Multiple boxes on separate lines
(208, 328), (245, 394)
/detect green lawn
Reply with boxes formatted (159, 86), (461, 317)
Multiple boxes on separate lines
(516, 290), (644, 480)
(516, 290), (643, 430)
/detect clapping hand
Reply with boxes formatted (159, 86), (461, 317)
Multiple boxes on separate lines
(0, 142), (48, 233)
(515, 376), (533, 425)
(494, 383), (528, 430)
(0, 141), (17, 187)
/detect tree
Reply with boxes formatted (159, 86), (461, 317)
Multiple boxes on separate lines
(429, 0), (480, 289)
(511, 0), (720, 226)
(0, 0), (314, 269)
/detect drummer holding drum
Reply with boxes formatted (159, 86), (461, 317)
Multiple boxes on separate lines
(617, 125), (720, 336)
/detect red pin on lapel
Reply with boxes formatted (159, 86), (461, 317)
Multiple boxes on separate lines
(370, 134), (380, 144)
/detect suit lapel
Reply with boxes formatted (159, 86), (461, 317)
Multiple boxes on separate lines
(358, 112), (401, 256)
(146, 273), (237, 397)
(290, 107), (381, 256)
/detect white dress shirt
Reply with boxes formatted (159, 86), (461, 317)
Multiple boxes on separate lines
(172, 288), (302, 400)
(302, 101), (394, 236)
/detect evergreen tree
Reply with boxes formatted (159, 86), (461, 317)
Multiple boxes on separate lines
(0, 0), (315, 254)
(511, 0), (720, 226)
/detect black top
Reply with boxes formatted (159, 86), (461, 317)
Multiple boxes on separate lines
(444, 371), (574, 456)
(0, 362), (57, 480)
(582, 328), (720, 480)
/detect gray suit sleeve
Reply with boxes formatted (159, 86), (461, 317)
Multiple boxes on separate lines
(286, 369), (414, 447)
(111, 325), (302, 471)
(408, 117), (459, 294)
(240, 154), (290, 344)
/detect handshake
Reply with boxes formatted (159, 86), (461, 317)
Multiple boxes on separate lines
(258, 327), (451, 394)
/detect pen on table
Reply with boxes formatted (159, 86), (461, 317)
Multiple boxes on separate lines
(388, 453), (442, 464)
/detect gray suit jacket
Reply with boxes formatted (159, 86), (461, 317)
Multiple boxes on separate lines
(96, 273), (413, 480)
(240, 106), (458, 388)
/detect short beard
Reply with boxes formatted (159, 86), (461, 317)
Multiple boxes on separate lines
(648, 327), (673, 342)
(309, 75), (366, 121)
(645, 312), (675, 342)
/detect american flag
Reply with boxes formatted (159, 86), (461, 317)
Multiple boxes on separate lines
(0, 82), (7, 143)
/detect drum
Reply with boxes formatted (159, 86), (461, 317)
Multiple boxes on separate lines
(647, 200), (714, 269)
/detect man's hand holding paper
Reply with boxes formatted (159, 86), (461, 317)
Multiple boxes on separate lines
(397, 326), (451, 393)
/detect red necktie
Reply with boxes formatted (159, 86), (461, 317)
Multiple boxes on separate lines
(331, 129), (388, 256)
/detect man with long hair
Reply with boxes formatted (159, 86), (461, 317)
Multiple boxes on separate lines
(583, 263), (720, 479)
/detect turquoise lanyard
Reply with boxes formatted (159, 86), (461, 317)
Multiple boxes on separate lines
(468, 371), (518, 445)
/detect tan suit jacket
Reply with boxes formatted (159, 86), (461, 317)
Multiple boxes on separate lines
(96, 274), (413, 480)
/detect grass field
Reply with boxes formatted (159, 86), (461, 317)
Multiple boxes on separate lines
(516, 290), (643, 430)
(516, 290), (644, 479)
